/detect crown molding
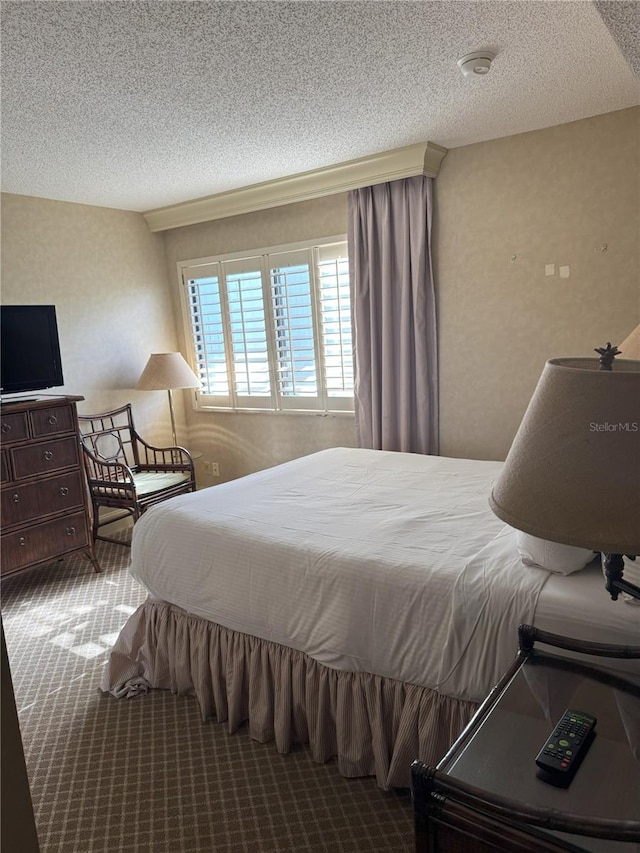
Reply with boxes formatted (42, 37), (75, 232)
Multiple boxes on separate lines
(143, 141), (448, 233)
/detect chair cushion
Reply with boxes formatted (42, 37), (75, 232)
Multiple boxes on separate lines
(133, 471), (192, 496)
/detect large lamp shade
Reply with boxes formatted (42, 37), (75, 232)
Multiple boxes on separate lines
(489, 357), (640, 556)
(137, 352), (200, 392)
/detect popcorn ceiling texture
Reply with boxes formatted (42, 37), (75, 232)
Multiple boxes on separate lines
(594, 0), (640, 78)
(1, 0), (638, 211)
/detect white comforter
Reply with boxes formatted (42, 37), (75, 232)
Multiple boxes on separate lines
(129, 448), (552, 702)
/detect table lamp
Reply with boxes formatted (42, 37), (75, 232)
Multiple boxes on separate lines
(136, 352), (201, 447)
(489, 345), (640, 601)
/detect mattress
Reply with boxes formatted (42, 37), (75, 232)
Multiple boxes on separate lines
(128, 448), (638, 702)
(537, 559), (640, 646)
(132, 449), (509, 684)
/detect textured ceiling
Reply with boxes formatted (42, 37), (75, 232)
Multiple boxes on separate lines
(1, 1), (638, 212)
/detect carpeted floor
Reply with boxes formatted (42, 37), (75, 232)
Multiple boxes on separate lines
(2, 534), (413, 852)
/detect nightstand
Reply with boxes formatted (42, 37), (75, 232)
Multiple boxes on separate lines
(411, 626), (640, 853)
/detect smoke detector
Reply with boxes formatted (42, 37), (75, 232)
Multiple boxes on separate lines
(457, 51), (496, 77)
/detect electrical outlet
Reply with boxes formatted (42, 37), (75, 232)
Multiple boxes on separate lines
(210, 462), (220, 477)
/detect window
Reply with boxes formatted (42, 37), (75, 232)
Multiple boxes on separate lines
(180, 237), (353, 413)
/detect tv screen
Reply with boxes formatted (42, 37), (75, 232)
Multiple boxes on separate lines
(1, 305), (65, 395)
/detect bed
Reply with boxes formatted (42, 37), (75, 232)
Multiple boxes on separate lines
(102, 447), (640, 789)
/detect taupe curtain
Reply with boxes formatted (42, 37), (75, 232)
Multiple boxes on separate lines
(348, 175), (438, 454)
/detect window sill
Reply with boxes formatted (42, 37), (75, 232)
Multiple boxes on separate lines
(194, 405), (355, 418)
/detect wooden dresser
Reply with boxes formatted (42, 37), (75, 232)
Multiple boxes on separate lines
(1, 395), (100, 578)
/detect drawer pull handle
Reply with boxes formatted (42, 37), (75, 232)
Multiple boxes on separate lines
(65, 526), (76, 537)
(44, 450), (54, 461)
(18, 536), (26, 546)
(12, 493), (19, 503)
(60, 486), (70, 496)
(1, 423), (11, 434)
(47, 415), (58, 425)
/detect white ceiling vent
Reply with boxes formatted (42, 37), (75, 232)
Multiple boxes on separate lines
(457, 51), (496, 78)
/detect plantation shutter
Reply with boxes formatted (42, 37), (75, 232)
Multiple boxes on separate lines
(180, 236), (353, 413)
(183, 264), (231, 407)
(316, 243), (353, 410)
(221, 257), (273, 408)
(268, 249), (322, 410)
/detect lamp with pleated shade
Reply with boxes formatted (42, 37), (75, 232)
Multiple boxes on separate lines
(136, 353), (201, 447)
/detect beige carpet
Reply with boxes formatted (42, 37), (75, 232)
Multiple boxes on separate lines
(2, 534), (413, 852)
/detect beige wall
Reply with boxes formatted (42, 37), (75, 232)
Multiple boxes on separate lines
(435, 106), (640, 460)
(2, 107), (638, 478)
(0, 194), (183, 446)
(162, 194), (357, 481)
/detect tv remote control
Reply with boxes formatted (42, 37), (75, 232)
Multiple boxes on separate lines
(535, 709), (596, 787)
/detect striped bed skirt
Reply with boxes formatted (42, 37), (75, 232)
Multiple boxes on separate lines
(102, 599), (478, 790)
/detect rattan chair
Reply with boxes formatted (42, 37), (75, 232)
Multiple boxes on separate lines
(78, 403), (196, 546)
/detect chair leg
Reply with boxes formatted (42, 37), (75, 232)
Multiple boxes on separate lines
(92, 500), (101, 547)
(83, 501), (102, 570)
(93, 505), (134, 548)
(96, 533), (132, 548)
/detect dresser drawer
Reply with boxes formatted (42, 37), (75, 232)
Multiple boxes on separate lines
(1, 511), (89, 575)
(1, 470), (85, 528)
(30, 404), (75, 437)
(11, 436), (80, 480)
(0, 411), (29, 444)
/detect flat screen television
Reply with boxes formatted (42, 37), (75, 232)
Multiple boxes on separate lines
(1, 305), (65, 395)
